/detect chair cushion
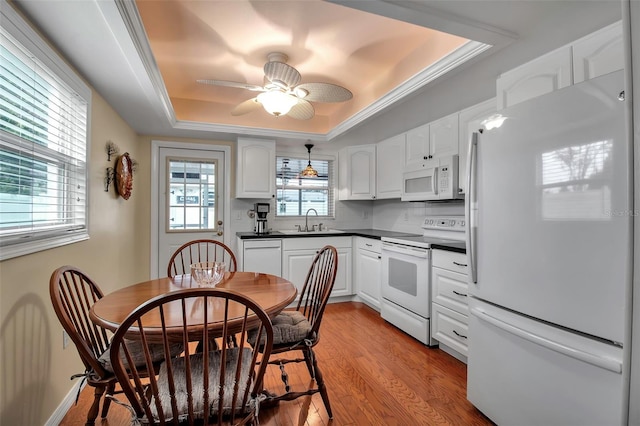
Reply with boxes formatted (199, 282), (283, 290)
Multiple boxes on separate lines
(272, 311), (312, 344)
(98, 339), (184, 373)
(146, 348), (253, 423)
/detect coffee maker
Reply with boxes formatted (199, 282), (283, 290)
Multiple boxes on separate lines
(254, 203), (270, 234)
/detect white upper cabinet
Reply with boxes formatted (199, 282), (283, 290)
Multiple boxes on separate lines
(497, 21), (623, 110)
(457, 98), (496, 194)
(235, 137), (275, 198)
(496, 46), (572, 110)
(376, 134), (405, 199)
(572, 21), (623, 84)
(429, 112), (459, 158)
(405, 113), (459, 170)
(405, 122), (431, 169)
(339, 144), (376, 200)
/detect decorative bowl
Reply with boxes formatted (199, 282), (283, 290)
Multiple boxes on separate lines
(190, 261), (226, 287)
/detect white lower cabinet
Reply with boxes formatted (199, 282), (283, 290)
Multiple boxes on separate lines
(282, 237), (353, 298)
(238, 238), (282, 276)
(355, 237), (381, 310)
(431, 249), (469, 362)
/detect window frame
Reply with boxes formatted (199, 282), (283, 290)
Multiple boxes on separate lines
(0, 2), (91, 261)
(275, 151), (335, 218)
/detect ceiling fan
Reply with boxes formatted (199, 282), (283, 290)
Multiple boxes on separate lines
(197, 52), (352, 120)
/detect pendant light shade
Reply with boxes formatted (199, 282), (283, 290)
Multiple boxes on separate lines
(300, 143), (318, 178)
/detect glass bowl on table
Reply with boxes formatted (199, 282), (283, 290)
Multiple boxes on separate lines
(190, 261), (226, 287)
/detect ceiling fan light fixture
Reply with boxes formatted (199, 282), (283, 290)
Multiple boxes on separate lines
(300, 143), (318, 178)
(257, 90), (298, 117)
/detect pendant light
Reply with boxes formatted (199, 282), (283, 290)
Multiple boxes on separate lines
(300, 143), (318, 178)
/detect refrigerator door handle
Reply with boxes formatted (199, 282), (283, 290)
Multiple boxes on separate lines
(466, 132), (478, 283)
(470, 307), (622, 373)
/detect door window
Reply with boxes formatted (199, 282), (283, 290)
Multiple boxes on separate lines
(166, 158), (217, 231)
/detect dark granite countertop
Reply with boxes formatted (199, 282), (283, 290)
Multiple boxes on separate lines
(432, 242), (466, 254)
(237, 229), (465, 253)
(236, 229), (420, 240)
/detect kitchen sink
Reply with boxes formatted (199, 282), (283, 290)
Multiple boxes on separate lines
(278, 229), (346, 235)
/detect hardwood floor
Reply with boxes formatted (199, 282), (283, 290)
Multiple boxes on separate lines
(60, 302), (494, 425)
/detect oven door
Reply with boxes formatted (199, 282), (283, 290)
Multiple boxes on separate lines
(381, 241), (431, 318)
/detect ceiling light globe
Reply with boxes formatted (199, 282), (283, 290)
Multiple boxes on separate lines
(257, 91), (298, 117)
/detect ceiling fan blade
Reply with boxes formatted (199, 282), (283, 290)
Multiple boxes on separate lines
(231, 98), (262, 116)
(287, 99), (314, 120)
(295, 82), (353, 102)
(197, 79), (264, 92)
(264, 61), (301, 88)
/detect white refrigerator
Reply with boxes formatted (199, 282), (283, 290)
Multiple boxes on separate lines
(466, 70), (631, 425)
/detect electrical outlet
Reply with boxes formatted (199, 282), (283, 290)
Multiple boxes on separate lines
(235, 211), (242, 220)
(403, 210), (409, 221)
(362, 210), (368, 219)
(63, 330), (70, 349)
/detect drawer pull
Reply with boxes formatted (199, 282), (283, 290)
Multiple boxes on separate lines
(452, 290), (468, 297)
(453, 330), (468, 339)
(365, 243), (372, 247)
(453, 261), (468, 267)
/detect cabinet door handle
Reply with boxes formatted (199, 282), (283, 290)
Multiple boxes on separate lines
(452, 290), (467, 297)
(453, 330), (468, 339)
(453, 261), (468, 267)
(377, 256), (381, 259)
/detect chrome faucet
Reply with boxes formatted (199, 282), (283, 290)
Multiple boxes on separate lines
(305, 208), (318, 232)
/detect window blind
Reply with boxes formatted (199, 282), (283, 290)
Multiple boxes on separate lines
(275, 156), (334, 217)
(0, 7), (90, 260)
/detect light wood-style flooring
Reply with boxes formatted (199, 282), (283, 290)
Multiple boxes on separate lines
(60, 302), (494, 425)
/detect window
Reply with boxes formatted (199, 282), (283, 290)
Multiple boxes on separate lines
(276, 156), (334, 217)
(167, 158), (218, 230)
(0, 5), (91, 260)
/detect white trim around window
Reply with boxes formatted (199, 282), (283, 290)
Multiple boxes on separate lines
(0, 1), (91, 261)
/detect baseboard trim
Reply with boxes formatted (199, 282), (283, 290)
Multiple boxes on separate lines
(45, 380), (85, 426)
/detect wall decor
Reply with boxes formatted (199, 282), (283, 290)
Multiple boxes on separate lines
(115, 152), (136, 200)
(105, 140), (119, 161)
(104, 167), (115, 192)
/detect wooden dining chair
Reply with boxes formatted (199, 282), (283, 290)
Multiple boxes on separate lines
(50, 266), (183, 426)
(253, 245), (338, 419)
(50, 266), (115, 426)
(109, 287), (274, 425)
(167, 239), (237, 277)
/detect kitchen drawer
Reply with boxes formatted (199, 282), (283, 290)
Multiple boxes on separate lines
(432, 249), (468, 274)
(432, 267), (469, 314)
(356, 237), (381, 253)
(282, 236), (352, 251)
(432, 303), (469, 357)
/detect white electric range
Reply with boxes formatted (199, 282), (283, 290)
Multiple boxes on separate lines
(380, 216), (466, 345)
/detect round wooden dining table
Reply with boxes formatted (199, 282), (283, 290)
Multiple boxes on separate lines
(89, 271), (297, 334)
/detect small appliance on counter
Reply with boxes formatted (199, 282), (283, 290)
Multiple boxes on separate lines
(253, 203), (270, 234)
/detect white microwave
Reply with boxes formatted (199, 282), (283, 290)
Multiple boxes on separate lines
(401, 155), (462, 201)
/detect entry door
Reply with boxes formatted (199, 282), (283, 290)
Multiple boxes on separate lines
(157, 147), (226, 277)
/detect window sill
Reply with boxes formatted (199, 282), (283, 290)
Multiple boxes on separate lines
(0, 231), (89, 261)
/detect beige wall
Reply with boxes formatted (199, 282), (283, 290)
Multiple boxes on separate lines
(0, 91), (148, 425)
(0, 99), (239, 425)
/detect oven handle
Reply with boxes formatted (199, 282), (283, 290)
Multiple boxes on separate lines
(382, 242), (429, 258)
